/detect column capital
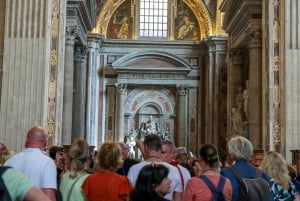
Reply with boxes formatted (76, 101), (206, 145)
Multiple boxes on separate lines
(228, 49), (245, 64)
(66, 27), (78, 45)
(74, 46), (87, 61)
(177, 85), (188, 96)
(115, 83), (127, 94)
(246, 29), (262, 48)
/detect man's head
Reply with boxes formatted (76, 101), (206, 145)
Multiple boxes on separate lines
(161, 140), (176, 163)
(143, 134), (162, 153)
(25, 126), (47, 150)
(175, 147), (188, 164)
(118, 141), (129, 160)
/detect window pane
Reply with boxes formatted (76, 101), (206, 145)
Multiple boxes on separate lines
(138, 0), (168, 38)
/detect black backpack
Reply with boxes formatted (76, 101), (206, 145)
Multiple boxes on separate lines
(0, 166), (12, 201)
(229, 166), (271, 201)
(199, 175), (227, 201)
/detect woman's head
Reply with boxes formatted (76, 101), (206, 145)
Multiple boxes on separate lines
(134, 163), (170, 198)
(260, 151), (290, 190)
(199, 144), (219, 169)
(228, 136), (253, 160)
(96, 141), (123, 171)
(67, 139), (91, 178)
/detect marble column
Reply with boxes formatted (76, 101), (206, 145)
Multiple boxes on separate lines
(115, 83), (127, 142)
(176, 85), (187, 147)
(62, 27), (77, 145)
(247, 29), (262, 149)
(86, 34), (102, 146)
(71, 46), (86, 142)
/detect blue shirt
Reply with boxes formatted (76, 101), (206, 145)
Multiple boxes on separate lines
(221, 160), (274, 201)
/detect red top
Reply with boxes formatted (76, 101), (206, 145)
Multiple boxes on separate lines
(82, 171), (133, 201)
(183, 172), (232, 201)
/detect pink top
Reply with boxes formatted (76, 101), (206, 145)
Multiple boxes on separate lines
(183, 172), (232, 201)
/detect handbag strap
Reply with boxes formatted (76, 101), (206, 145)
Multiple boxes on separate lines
(67, 173), (87, 201)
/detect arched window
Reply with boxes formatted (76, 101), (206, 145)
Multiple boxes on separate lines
(138, 0), (168, 39)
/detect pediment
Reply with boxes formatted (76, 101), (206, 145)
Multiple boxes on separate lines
(112, 50), (192, 74)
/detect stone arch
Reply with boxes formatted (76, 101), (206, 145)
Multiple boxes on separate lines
(112, 49), (192, 70)
(125, 88), (175, 114)
(94, 0), (212, 39)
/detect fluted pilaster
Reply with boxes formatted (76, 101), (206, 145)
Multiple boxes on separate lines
(246, 28), (262, 149)
(62, 27), (77, 145)
(115, 83), (127, 142)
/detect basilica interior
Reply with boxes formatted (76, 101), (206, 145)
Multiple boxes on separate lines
(0, 0), (300, 168)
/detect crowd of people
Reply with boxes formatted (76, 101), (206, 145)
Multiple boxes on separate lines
(1, 126), (300, 201)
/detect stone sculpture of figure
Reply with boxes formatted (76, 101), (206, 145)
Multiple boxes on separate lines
(236, 85), (244, 112)
(145, 115), (157, 134)
(139, 123), (147, 140)
(126, 133), (136, 159)
(243, 80), (249, 121)
(231, 107), (244, 136)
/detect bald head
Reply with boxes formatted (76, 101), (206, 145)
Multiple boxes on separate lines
(25, 126), (47, 149)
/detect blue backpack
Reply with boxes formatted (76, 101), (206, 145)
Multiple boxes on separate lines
(199, 175), (227, 201)
(0, 166), (12, 201)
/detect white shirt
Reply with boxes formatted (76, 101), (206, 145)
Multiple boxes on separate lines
(127, 160), (183, 200)
(5, 148), (57, 189)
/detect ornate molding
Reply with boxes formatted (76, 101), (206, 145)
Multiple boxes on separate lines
(272, 0), (281, 148)
(47, 0), (62, 146)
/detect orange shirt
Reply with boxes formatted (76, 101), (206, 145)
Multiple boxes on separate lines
(82, 171), (133, 201)
(183, 172), (232, 201)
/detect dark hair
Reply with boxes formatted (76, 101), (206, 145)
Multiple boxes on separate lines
(199, 144), (219, 169)
(49, 146), (63, 160)
(143, 134), (162, 151)
(130, 163), (169, 201)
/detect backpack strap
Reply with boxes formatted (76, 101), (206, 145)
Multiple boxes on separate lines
(199, 175), (226, 192)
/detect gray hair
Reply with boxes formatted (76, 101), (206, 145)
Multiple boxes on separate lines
(162, 140), (176, 152)
(228, 136), (253, 160)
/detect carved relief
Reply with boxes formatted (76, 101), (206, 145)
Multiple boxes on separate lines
(128, 90), (174, 114)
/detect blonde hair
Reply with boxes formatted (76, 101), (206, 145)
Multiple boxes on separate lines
(260, 151), (290, 190)
(67, 139), (91, 178)
(96, 141), (123, 171)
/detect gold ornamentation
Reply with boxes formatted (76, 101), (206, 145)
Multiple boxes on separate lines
(47, 0), (61, 146)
